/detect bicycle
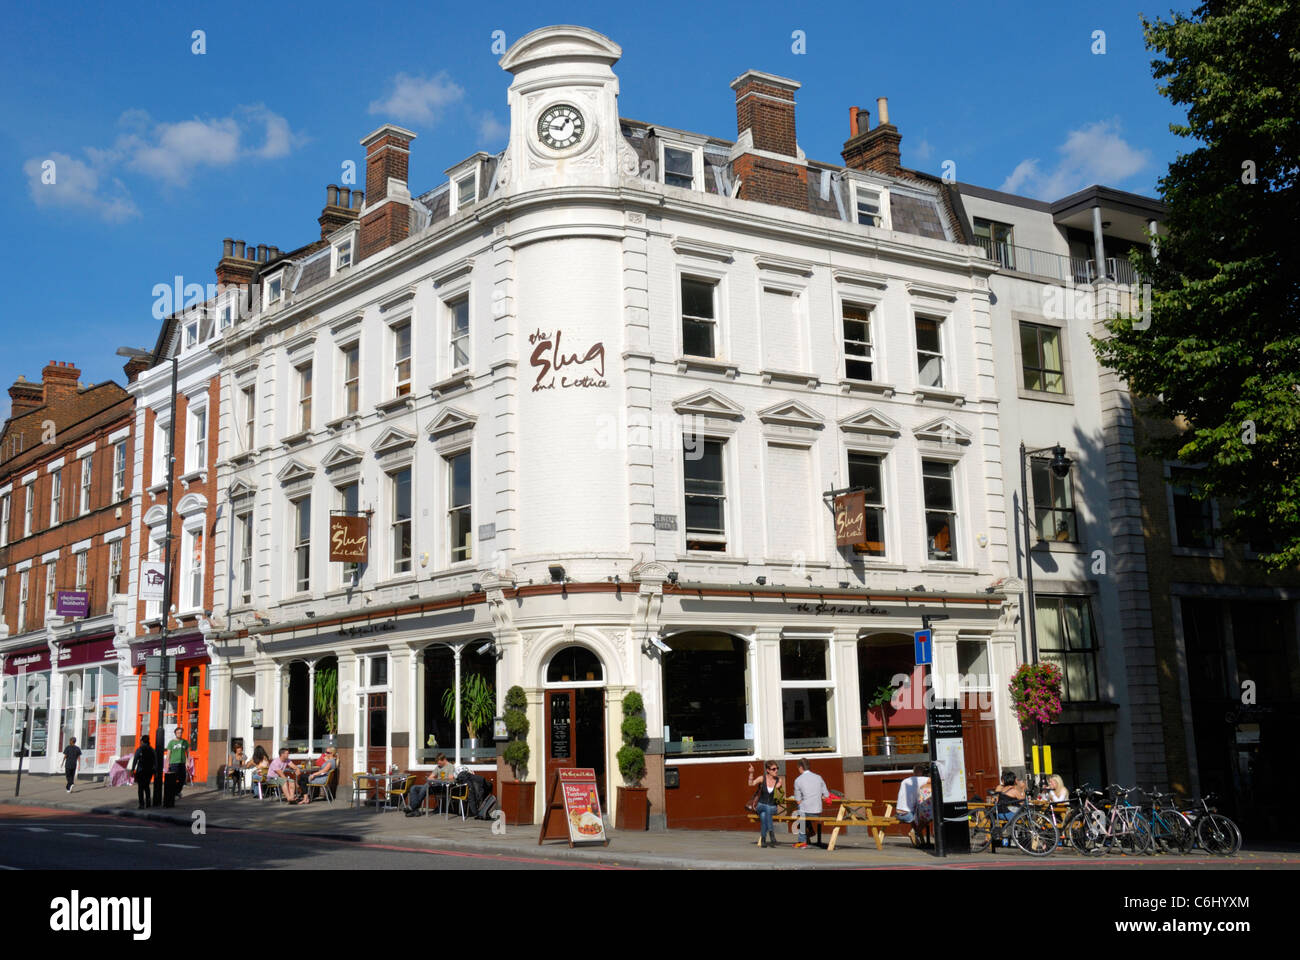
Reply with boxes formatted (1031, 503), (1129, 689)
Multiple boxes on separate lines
(1064, 784), (1153, 856)
(1182, 794), (1242, 856)
(969, 791), (1058, 857)
(1138, 788), (1194, 854)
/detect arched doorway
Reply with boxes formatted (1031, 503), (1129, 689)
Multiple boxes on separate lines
(542, 645), (607, 807)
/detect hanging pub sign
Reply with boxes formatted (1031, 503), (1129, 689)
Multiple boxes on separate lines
(538, 768), (608, 847)
(834, 491), (867, 547)
(329, 514), (369, 562)
(139, 561), (167, 602)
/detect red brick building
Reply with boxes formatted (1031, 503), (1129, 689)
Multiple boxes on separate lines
(0, 361), (137, 776)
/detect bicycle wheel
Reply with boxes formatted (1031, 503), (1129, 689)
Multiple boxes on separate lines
(1197, 814), (1242, 856)
(1159, 810), (1194, 854)
(1010, 808), (1059, 857)
(1064, 810), (1105, 856)
(1126, 811), (1155, 855)
(969, 807), (991, 853)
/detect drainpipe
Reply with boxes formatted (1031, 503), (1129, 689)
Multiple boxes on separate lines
(1091, 206), (1108, 280)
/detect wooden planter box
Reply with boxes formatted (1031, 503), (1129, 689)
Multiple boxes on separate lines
(616, 786), (649, 831)
(500, 780), (535, 825)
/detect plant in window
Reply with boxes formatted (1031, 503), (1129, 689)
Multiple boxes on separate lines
(616, 691), (647, 786)
(1008, 662), (1063, 730)
(314, 665), (338, 737)
(867, 682), (899, 756)
(441, 673), (495, 747)
(502, 685), (530, 779)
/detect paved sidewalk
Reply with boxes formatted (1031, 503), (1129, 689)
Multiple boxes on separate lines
(3, 773), (1296, 869)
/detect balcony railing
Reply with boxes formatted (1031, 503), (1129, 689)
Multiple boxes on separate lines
(973, 238), (1142, 285)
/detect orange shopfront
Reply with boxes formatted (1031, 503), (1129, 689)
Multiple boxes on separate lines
(131, 636), (211, 783)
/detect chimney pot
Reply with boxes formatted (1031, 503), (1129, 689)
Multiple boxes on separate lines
(339, 187), (351, 208)
(327, 185), (339, 206)
(257, 244), (268, 262)
(234, 240), (246, 259)
(352, 190), (364, 210)
(269, 246), (279, 260)
(876, 97), (890, 126)
(222, 238), (234, 258)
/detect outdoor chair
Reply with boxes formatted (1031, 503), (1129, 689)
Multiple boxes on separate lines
(305, 767), (338, 804)
(447, 781), (469, 820)
(386, 774), (413, 812)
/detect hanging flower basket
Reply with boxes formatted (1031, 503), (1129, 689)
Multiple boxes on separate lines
(1008, 662), (1063, 730)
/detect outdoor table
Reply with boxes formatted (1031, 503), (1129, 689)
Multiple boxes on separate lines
(422, 777), (459, 817)
(353, 772), (406, 811)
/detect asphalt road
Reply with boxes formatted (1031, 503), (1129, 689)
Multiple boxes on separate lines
(0, 805), (614, 871)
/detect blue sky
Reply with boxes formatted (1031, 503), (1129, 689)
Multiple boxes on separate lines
(0, 0), (1192, 412)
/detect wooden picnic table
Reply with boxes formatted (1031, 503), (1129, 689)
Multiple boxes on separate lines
(747, 798), (899, 851)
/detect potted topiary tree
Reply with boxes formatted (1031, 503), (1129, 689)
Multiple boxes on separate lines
(615, 691), (650, 831)
(868, 682), (898, 756)
(499, 685), (534, 824)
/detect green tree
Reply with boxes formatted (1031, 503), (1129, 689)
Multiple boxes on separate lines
(1093, 1), (1300, 568)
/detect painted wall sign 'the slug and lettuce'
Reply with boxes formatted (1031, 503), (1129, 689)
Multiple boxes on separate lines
(529, 328), (608, 391)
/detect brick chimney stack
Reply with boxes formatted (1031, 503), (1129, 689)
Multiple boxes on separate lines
(358, 124), (417, 262)
(842, 97), (902, 176)
(41, 361), (81, 406)
(729, 71), (807, 213)
(215, 237), (259, 288)
(8, 376), (43, 417)
(318, 184), (359, 239)
(123, 358), (151, 384)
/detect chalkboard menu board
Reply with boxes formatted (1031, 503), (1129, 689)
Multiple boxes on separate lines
(549, 693), (571, 759)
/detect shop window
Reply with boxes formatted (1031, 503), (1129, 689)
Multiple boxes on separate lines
(858, 634), (924, 757)
(662, 633), (752, 756)
(1035, 595), (1099, 702)
(1043, 722), (1106, 793)
(418, 645), (496, 764)
(780, 636), (834, 753)
(546, 646), (603, 684)
(283, 656), (338, 754)
(7, 671), (49, 758)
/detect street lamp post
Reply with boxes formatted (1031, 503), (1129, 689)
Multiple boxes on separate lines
(1018, 441), (1072, 784)
(119, 346), (179, 807)
(13, 681), (37, 798)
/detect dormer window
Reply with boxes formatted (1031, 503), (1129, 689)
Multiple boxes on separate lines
(219, 301), (234, 330)
(264, 273), (284, 309)
(334, 238), (353, 272)
(851, 181), (890, 229)
(657, 137), (704, 192)
(184, 320), (199, 348)
(457, 173), (476, 208)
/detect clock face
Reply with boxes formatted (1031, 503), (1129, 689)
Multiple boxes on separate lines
(537, 103), (586, 150)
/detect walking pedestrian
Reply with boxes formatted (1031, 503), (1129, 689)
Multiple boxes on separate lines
(130, 735), (156, 808)
(746, 760), (784, 848)
(792, 758), (830, 849)
(163, 726), (189, 808)
(62, 737), (82, 792)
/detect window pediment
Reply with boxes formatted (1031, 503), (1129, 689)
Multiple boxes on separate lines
(143, 504), (168, 528)
(757, 399), (824, 429)
(913, 416), (973, 445)
(672, 389), (744, 421)
(321, 443), (364, 472)
(229, 478), (257, 500)
(425, 407), (477, 440)
(176, 492), (208, 517)
(371, 427), (417, 457)
(838, 408), (902, 438)
(276, 458), (317, 484)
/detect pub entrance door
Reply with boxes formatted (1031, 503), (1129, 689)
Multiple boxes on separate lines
(544, 689), (607, 808)
(363, 692), (388, 773)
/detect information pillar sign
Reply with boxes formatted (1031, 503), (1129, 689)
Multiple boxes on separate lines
(929, 706), (971, 854)
(538, 768), (608, 847)
(834, 492), (867, 547)
(328, 514), (369, 563)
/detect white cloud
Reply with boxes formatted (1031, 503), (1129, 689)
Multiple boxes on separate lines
(999, 120), (1150, 199)
(477, 112), (508, 147)
(23, 152), (139, 222)
(24, 106), (301, 220)
(369, 72), (464, 126)
(910, 138), (934, 162)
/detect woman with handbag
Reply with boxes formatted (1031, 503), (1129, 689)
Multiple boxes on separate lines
(747, 761), (784, 848)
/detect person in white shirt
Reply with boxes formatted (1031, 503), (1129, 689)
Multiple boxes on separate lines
(895, 763), (933, 848)
(793, 758), (830, 849)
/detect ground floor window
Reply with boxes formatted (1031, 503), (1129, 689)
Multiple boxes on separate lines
(780, 636), (835, 754)
(1043, 722), (1107, 792)
(418, 644), (496, 763)
(661, 633), (752, 756)
(282, 656), (338, 754)
(857, 634), (924, 756)
(3, 671), (50, 758)
(58, 665), (118, 765)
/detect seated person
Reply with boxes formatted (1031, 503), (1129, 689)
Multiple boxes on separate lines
(227, 744), (248, 795)
(895, 763), (933, 847)
(404, 753), (459, 817)
(1043, 774), (1069, 804)
(267, 748), (302, 803)
(992, 770), (1026, 820)
(296, 746), (338, 804)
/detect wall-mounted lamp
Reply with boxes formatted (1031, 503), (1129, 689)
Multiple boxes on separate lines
(667, 571), (679, 584)
(755, 576), (767, 586)
(549, 564), (566, 583)
(472, 582), (482, 594)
